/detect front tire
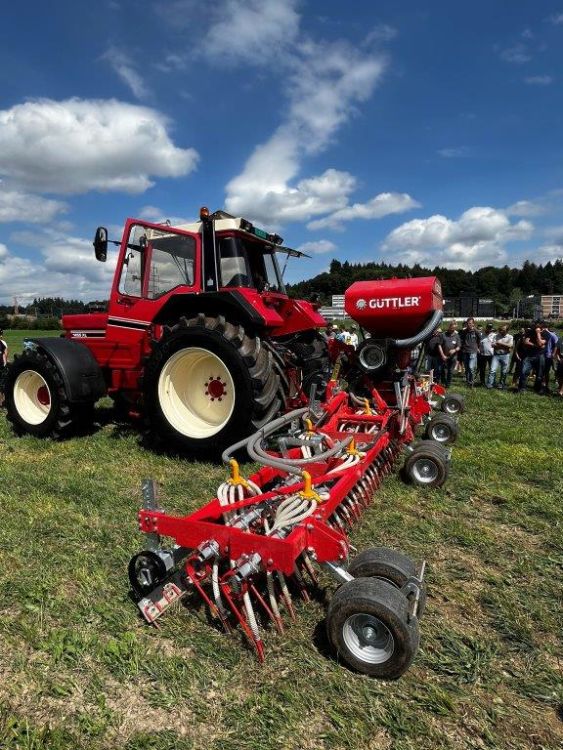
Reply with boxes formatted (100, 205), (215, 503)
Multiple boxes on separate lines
(143, 314), (282, 455)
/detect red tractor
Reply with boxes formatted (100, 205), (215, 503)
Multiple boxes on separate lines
(5, 208), (455, 456)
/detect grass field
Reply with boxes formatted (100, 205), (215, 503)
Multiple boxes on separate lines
(0, 337), (562, 749)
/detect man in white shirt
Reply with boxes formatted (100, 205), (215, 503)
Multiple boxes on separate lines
(477, 323), (495, 386)
(349, 325), (359, 349)
(487, 324), (514, 389)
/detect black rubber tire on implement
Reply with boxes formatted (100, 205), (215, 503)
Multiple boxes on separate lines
(128, 551), (169, 597)
(347, 547), (426, 617)
(5, 348), (77, 438)
(326, 577), (419, 678)
(403, 444), (449, 488)
(424, 413), (458, 445)
(143, 314), (283, 455)
(440, 393), (465, 416)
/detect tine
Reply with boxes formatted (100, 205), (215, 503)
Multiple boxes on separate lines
(266, 572), (285, 634)
(250, 581), (282, 635)
(293, 566), (310, 602)
(277, 572), (296, 621)
(221, 583), (264, 661)
(301, 553), (318, 586)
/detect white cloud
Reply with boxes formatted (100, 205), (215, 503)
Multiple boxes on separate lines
(498, 43), (532, 64)
(203, 0), (300, 66)
(297, 240), (337, 255)
(102, 47), (150, 99)
(524, 75), (553, 85)
(534, 244), (563, 263)
(506, 199), (546, 217)
(381, 206), (533, 270)
(548, 13), (563, 25)
(0, 188), (67, 223)
(308, 193), (420, 231)
(225, 38), (386, 223)
(363, 24), (398, 45)
(0, 98), (198, 195)
(138, 205), (193, 225)
(0, 235), (118, 303)
(437, 146), (470, 158)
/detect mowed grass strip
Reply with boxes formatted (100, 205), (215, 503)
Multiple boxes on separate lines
(0, 364), (562, 749)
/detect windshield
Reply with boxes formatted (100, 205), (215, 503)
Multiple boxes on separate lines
(119, 224), (196, 298)
(218, 236), (285, 293)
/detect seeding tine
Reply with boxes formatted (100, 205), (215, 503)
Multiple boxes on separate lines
(266, 572), (285, 633)
(293, 566), (311, 602)
(249, 581), (283, 635)
(221, 583), (265, 662)
(301, 552), (319, 586)
(186, 564), (225, 627)
(277, 572), (296, 621)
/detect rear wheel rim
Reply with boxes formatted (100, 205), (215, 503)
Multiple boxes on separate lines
(343, 613), (395, 664)
(412, 457), (439, 483)
(430, 423), (450, 442)
(158, 347), (235, 438)
(13, 370), (52, 425)
(444, 400), (460, 414)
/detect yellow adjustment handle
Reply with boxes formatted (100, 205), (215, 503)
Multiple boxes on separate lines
(303, 418), (315, 436)
(299, 471), (322, 502)
(228, 459), (250, 488)
(346, 438), (361, 457)
(363, 398), (372, 416)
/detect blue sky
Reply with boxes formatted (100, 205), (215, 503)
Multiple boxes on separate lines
(1, 0), (563, 302)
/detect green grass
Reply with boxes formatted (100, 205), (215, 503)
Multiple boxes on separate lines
(0, 381), (562, 749)
(3, 329), (61, 357)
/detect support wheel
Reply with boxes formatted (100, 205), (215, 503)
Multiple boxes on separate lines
(440, 393), (465, 415)
(347, 547), (426, 617)
(6, 348), (74, 438)
(403, 444), (448, 487)
(128, 551), (169, 596)
(143, 314), (283, 455)
(326, 577), (419, 678)
(424, 413), (458, 445)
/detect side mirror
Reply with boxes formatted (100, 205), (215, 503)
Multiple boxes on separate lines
(93, 226), (108, 262)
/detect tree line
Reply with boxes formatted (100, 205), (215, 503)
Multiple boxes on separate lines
(286, 259), (563, 311)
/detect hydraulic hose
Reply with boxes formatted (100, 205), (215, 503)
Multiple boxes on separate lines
(221, 407), (310, 464)
(390, 309), (443, 349)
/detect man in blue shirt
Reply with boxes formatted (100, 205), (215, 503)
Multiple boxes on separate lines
(540, 322), (559, 394)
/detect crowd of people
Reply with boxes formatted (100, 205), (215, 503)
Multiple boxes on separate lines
(425, 318), (563, 396)
(326, 323), (360, 348)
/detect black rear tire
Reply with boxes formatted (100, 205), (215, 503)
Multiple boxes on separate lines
(403, 444), (449, 487)
(326, 577), (419, 678)
(441, 393), (465, 415)
(143, 314), (283, 456)
(5, 348), (75, 438)
(347, 547), (426, 617)
(424, 413), (459, 445)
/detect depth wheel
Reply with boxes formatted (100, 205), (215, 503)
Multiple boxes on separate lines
(424, 413), (458, 445)
(5, 349), (74, 437)
(128, 551), (169, 596)
(143, 314), (283, 455)
(327, 577), (419, 678)
(441, 393), (465, 415)
(347, 547), (426, 617)
(403, 444), (448, 487)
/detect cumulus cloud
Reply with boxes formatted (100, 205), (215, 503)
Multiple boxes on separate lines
(225, 37), (386, 223)
(308, 193), (420, 231)
(0, 188), (67, 223)
(381, 207), (533, 270)
(138, 205), (193, 225)
(297, 240), (337, 255)
(0, 234), (118, 303)
(524, 75), (553, 85)
(498, 43), (532, 64)
(548, 12), (563, 25)
(0, 98), (198, 194)
(102, 47), (150, 100)
(203, 0), (300, 66)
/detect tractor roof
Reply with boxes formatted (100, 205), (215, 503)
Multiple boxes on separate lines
(174, 210), (310, 257)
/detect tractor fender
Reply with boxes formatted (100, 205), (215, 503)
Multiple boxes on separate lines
(26, 337), (106, 403)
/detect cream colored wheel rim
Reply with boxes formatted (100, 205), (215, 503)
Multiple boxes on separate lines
(13, 370), (52, 425)
(158, 347), (235, 438)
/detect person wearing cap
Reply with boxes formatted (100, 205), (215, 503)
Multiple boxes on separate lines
(0, 329), (8, 407)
